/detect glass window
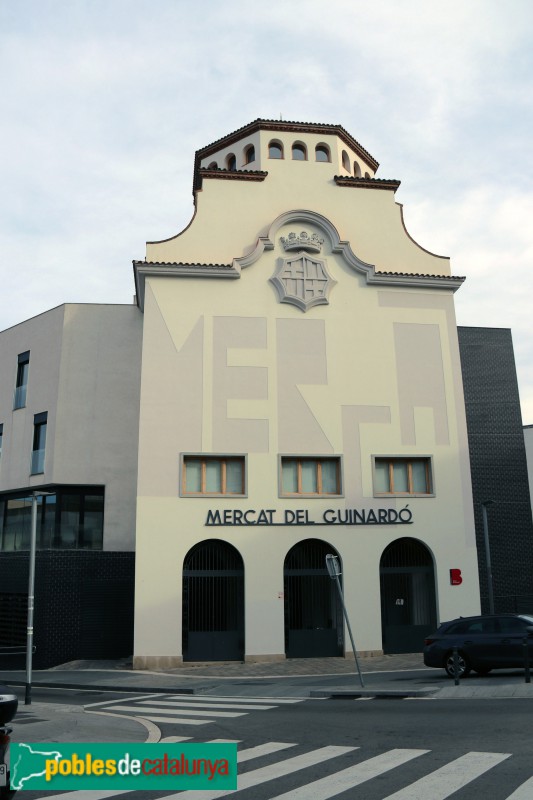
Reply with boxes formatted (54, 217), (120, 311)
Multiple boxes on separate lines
(31, 413), (47, 475)
(60, 493), (81, 548)
(321, 460), (338, 493)
(292, 143), (306, 161)
(301, 460), (317, 492)
(185, 459), (202, 493)
(3, 497), (31, 551)
(342, 150), (350, 172)
(226, 154), (236, 171)
(269, 141), (283, 159)
(281, 459), (298, 494)
(0, 488), (104, 551)
(393, 462), (409, 493)
(183, 456), (245, 496)
(81, 494), (104, 549)
(315, 144), (330, 162)
(374, 457), (432, 495)
(206, 460), (222, 493)
(281, 457), (341, 496)
(374, 461), (389, 493)
(499, 617), (529, 634)
(244, 145), (255, 165)
(14, 352), (30, 409)
(226, 460), (244, 494)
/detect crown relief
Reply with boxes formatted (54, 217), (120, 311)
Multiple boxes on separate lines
(280, 230), (324, 254)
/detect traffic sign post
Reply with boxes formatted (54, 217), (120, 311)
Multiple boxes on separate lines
(325, 554), (365, 688)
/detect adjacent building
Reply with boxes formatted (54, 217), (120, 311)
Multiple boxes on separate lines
(0, 304), (140, 666)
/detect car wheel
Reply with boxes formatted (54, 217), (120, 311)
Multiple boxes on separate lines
(474, 668), (492, 675)
(444, 651), (471, 678)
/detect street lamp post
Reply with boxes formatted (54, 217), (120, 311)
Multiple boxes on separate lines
(481, 500), (496, 615)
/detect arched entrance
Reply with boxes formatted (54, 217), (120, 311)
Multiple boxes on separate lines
(284, 539), (343, 658)
(182, 540), (244, 662)
(380, 538), (437, 654)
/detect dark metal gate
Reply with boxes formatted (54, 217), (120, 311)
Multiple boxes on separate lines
(380, 538), (437, 654)
(182, 540), (244, 662)
(284, 539), (343, 658)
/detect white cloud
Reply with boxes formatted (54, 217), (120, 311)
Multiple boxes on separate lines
(1, 0), (532, 420)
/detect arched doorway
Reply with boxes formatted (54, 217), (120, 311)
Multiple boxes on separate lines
(380, 538), (437, 654)
(182, 540), (244, 662)
(284, 539), (343, 658)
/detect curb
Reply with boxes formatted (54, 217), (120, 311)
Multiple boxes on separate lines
(3, 680), (195, 695)
(310, 687), (439, 699)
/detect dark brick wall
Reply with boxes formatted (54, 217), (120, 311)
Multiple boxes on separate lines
(458, 327), (533, 613)
(0, 551), (134, 668)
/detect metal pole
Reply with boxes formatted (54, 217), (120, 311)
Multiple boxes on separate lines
(25, 494), (38, 705)
(524, 637), (531, 684)
(481, 503), (495, 615)
(332, 574), (365, 688)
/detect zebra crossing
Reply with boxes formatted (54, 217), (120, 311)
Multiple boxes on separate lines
(86, 692), (307, 729)
(29, 738), (533, 800)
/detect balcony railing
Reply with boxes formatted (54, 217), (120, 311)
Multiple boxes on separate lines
(30, 449), (45, 475)
(13, 384), (27, 409)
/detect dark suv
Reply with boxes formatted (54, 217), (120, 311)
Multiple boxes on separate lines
(423, 613), (533, 678)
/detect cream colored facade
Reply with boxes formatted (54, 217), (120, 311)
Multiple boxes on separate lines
(133, 120), (481, 668)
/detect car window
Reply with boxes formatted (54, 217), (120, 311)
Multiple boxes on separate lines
(445, 621), (469, 635)
(499, 617), (528, 633)
(478, 618), (498, 633)
(446, 618), (498, 634)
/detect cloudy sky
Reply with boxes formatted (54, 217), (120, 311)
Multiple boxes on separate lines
(2, 1), (533, 421)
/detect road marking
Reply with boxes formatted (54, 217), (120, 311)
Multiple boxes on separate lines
(157, 745), (357, 800)
(166, 694), (305, 703)
(35, 741), (299, 800)
(85, 693), (166, 708)
(507, 777), (533, 798)
(381, 751), (512, 799)
(137, 699), (276, 710)
(268, 748), (429, 799)
(159, 736), (192, 742)
(104, 704), (246, 718)
(126, 715), (212, 725)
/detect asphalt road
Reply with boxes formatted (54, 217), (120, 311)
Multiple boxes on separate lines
(12, 683), (533, 799)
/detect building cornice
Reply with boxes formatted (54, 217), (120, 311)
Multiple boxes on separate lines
(334, 176), (401, 191)
(133, 261), (238, 310)
(197, 167), (268, 190)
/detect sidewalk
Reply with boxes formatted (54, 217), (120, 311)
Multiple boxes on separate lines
(3, 652), (533, 695)
(3, 653), (533, 745)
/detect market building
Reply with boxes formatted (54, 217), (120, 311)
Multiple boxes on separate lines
(131, 119), (481, 668)
(1, 119), (532, 669)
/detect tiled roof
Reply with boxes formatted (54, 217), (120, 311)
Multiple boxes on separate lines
(134, 261), (232, 269)
(197, 167), (268, 188)
(335, 176), (401, 191)
(375, 269), (465, 282)
(197, 118), (378, 167)
(192, 118), (379, 194)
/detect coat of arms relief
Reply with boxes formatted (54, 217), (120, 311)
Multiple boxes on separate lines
(270, 231), (337, 312)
